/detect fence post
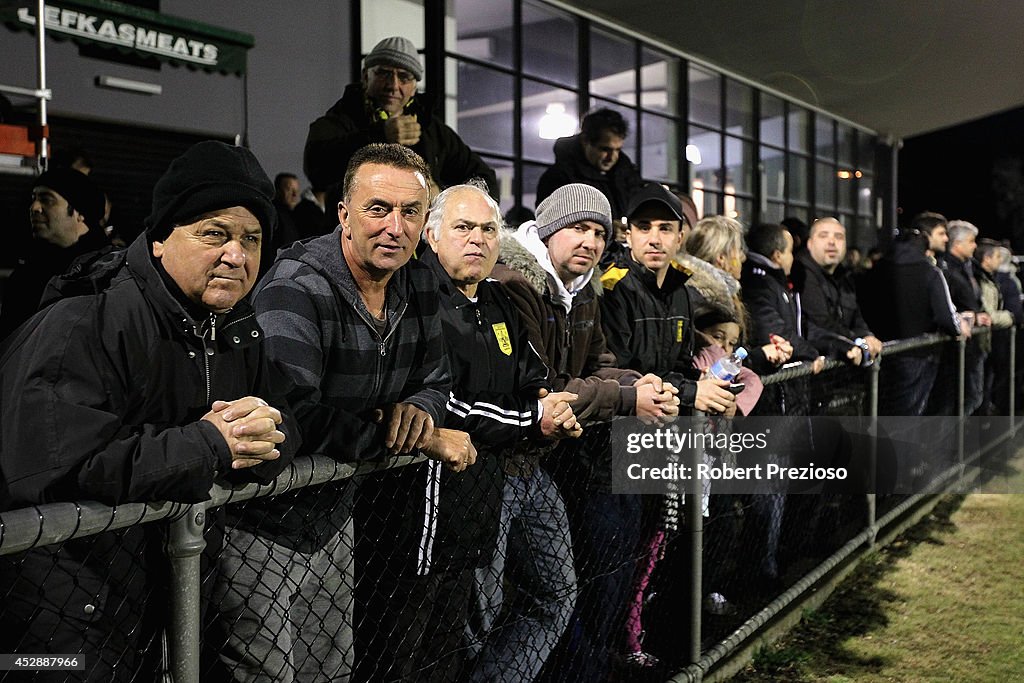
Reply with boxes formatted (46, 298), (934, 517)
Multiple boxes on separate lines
(956, 336), (967, 477)
(866, 357), (880, 547)
(684, 435), (703, 673)
(166, 501), (208, 683)
(1010, 326), (1017, 425)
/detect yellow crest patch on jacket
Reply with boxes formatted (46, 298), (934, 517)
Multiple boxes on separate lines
(492, 322), (512, 356)
(601, 266), (630, 291)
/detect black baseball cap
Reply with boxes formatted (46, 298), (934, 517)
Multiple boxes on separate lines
(626, 183), (683, 222)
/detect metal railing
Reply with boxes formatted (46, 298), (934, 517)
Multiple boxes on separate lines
(0, 326), (1018, 683)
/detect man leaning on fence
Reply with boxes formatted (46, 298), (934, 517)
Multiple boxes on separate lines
(0, 141), (297, 681)
(215, 143), (471, 682)
(466, 183), (679, 682)
(350, 182), (582, 681)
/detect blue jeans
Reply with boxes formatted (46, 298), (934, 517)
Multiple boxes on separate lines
(540, 490), (644, 683)
(466, 467), (577, 683)
(881, 354), (940, 416)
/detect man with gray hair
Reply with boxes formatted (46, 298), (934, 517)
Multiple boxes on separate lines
(304, 35), (497, 199)
(935, 219), (991, 415)
(360, 182), (582, 681)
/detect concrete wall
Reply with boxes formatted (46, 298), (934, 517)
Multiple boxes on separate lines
(0, 1), (352, 183)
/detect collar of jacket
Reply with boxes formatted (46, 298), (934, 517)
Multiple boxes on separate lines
(625, 252), (689, 294)
(271, 226), (413, 322)
(420, 246), (482, 309)
(126, 234), (261, 349)
(746, 250), (789, 282)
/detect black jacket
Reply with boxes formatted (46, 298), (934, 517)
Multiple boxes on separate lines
(859, 242), (961, 342)
(409, 249), (551, 574)
(304, 83), (498, 198)
(0, 227), (109, 342)
(936, 250), (982, 313)
(791, 250), (873, 358)
(741, 252), (820, 368)
(0, 233), (297, 680)
(536, 134), (643, 219)
(598, 256), (700, 408)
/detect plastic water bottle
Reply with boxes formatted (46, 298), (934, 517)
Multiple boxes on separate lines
(708, 347), (747, 382)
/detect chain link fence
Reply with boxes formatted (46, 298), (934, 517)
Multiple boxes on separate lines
(0, 328), (1018, 682)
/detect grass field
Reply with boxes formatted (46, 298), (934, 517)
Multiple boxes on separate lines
(731, 444), (1024, 682)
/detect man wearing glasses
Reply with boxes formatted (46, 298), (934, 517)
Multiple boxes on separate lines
(304, 36), (498, 200)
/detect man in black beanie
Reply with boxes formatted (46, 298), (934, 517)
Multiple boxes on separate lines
(0, 141), (297, 681)
(0, 167), (109, 340)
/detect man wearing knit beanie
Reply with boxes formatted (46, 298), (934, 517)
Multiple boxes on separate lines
(0, 167), (109, 340)
(304, 35), (498, 200)
(0, 140), (297, 679)
(468, 184), (680, 681)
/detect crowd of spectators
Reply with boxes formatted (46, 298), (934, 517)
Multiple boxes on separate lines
(0, 33), (1021, 683)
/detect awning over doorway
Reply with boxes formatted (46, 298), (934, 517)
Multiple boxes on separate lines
(1, 0), (254, 75)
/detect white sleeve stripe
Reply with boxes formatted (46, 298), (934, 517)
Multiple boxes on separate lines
(446, 399), (534, 426)
(447, 392), (534, 419)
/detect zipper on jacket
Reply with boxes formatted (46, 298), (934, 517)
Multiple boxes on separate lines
(474, 306), (483, 327)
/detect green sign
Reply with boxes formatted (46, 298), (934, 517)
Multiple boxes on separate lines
(2, 0), (254, 75)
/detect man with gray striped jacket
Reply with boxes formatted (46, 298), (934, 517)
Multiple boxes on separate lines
(214, 144), (472, 682)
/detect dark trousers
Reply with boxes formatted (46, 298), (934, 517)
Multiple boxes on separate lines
(539, 490), (644, 683)
(881, 353), (940, 416)
(354, 567), (473, 682)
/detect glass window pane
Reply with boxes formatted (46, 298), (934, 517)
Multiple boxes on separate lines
(840, 213), (857, 248)
(450, 0), (514, 68)
(787, 155), (808, 202)
(522, 1), (578, 88)
(522, 79), (578, 163)
(837, 123), (854, 165)
(725, 195), (752, 224)
(857, 131), (876, 172)
(590, 28), (635, 102)
(760, 93), (785, 147)
(761, 145), (785, 201)
(689, 64), (720, 128)
(589, 98), (638, 163)
(838, 171), (855, 212)
(815, 115), (835, 160)
(522, 162), (547, 213)
(478, 155), (515, 212)
(452, 60), (514, 156)
(857, 176), (873, 217)
(788, 107), (809, 153)
(786, 205), (809, 224)
(691, 190), (720, 220)
(640, 47), (678, 115)
(857, 215), (877, 242)
(815, 161), (836, 212)
(725, 136), (753, 195)
(725, 79), (754, 138)
(763, 201), (785, 224)
(688, 125), (721, 191)
(640, 112), (678, 183)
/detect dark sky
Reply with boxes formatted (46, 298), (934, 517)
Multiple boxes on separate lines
(899, 106), (1024, 251)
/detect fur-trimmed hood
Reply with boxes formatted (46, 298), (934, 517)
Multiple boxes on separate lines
(497, 221), (601, 314)
(675, 253), (740, 316)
